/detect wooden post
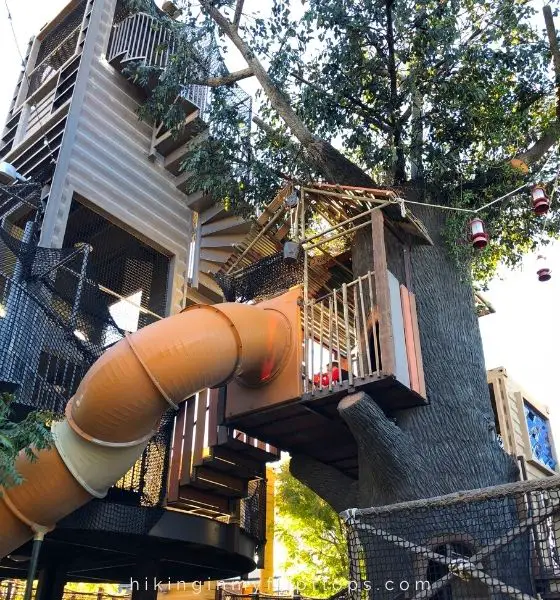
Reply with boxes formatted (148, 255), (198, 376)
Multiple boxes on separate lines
(167, 401), (187, 502)
(371, 210), (395, 375)
(259, 467), (276, 594)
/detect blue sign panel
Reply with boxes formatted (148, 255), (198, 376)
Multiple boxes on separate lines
(524, 401), (557, 471)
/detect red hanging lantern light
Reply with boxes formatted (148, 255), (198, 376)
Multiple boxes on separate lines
(469, 218), (489, 250)
(536, 255), (552, 282)
(531, 185), (550, 216)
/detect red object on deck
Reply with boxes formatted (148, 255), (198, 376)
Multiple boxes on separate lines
(313, 367), (341, 388)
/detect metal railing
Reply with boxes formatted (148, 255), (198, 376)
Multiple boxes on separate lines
(0, 581), (129, 600)
(303, 271), (381, 395)
(27, 28), (81, 98)
(107, 12), (210, 114)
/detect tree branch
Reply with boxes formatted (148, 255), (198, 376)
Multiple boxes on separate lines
(338, 392), (447, 505)
(192, 67), (254, 88)
(199, 0), (376, 187)
(385, 0), (406, 182)
(233, 0), (244, 31)
(290, 454), (358, 513)
(467, 6), (560, 184)
(544, 4), (560, 119)
(290, 71), (393, 134)
(199, 0), (316, 145)
(510, 7), (560, 167)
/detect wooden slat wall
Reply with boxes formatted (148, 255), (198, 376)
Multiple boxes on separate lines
(371, 211), (395, 375)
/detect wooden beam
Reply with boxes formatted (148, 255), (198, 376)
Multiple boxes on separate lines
(409, 292), (426, 398)
(179, 399), (197, 485)
(400, 285), (420, 395)
(207, 388), (220, 447)
(192, 390), (209, 468)
(371, 210), (395, 375)
(167, 405), (187, 503)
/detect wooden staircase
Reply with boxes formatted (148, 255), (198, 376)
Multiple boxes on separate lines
(167, 388), (279, 520)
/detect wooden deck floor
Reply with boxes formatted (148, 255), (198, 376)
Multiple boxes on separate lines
(225, 374), (428, 479)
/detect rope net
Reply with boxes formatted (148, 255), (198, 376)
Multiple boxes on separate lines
(342, 478), (560, 600)
(0, 220), (171, 507)
(216, 252), (304, 302)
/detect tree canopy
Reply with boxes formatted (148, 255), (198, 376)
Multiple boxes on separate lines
(0, 394), (53, 489)
(126, 0), (560, 281)
(275, 460), (348, 597)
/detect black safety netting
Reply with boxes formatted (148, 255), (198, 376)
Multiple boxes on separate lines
(342, 478), (560, 600)
(0, 182), (42, 221)
(0, 224), (125, 367)
(216, 252), (304, 302)
(0, 220), (172, 507)
(240, 478), (267, 555)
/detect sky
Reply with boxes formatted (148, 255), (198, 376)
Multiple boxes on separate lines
(1, 0), (559, 444)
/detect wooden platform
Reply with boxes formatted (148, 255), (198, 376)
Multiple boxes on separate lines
(225, 374), (428, 479)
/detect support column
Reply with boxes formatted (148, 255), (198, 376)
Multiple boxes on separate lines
(35, 563), (68, 600)
(130, 559), (160, 600)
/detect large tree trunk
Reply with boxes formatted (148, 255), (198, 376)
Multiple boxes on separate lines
(196, 5), (535, 594)
(292, 203), (527, 599)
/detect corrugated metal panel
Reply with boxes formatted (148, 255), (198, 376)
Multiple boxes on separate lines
(59, 0), (193, 315)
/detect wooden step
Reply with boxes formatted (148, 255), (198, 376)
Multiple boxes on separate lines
(197, 272), (223, 297)
(217, 427), (281, 463)
(171, 484), (232, 518)
(190, 466), (249, 498)
(199, 203), (228, 225)
(200, 234), (243, 250)
(185, 190), (214, 212)
(161, 125), (209, 173)
(198, 447), (265, 480)
(201, 216), (251, 237)
(199, 259), (223, 275)
(200, 248), (236, 264)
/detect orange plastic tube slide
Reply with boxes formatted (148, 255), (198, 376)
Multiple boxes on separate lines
(0, 301), (292, 558)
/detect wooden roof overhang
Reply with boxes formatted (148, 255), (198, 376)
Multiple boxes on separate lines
(221, 183), (432, 274)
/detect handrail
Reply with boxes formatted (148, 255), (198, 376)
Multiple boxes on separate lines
(107, 12), (211, 116)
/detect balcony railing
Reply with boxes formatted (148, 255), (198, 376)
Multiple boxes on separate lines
(107, 12), (210, 115)
(304, 272), (381, 395)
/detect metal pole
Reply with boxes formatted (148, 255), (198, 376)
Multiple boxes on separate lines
(69, 243), (92, 332)
(24, 530), (46, 600)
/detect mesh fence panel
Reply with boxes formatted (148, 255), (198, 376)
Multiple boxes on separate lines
(342, 478), (560, 600)
(216, 252), (304, 302)
(240, 478), (267, 552)
(28, 1), (86, 97)
(0, 183), (42, 222)
(0, 215), (171, 507)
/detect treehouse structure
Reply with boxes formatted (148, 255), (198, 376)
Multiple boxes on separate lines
(0, 0), (276, 597)
(0, 0), (433, 596)
(166, 184), (432, 487)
